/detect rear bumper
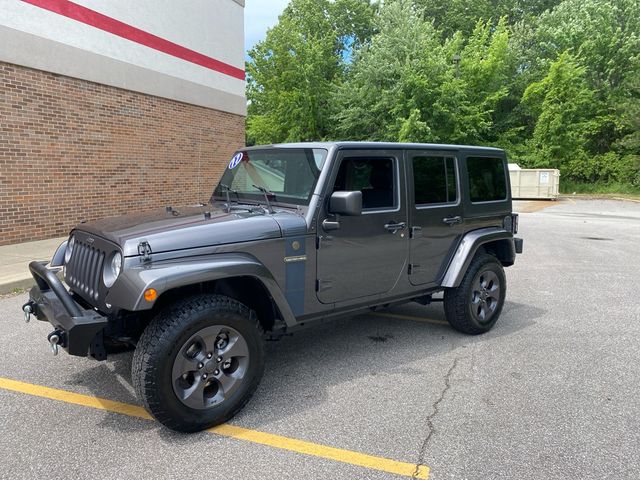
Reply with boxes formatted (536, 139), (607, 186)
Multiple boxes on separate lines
(26, 261), (108, 359)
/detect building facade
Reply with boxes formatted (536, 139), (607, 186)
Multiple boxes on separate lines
(0, 0), (246, 245)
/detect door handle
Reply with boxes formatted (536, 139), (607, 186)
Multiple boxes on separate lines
(442, 216), (462, 226)
(384, 221), (406, 234)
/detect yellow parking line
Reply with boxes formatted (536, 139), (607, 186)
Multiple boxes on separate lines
(0, 377), (429, 479)
(370, 311), (449, 326)
(210, 424), (428, 478)
(0, 376), (152, 419)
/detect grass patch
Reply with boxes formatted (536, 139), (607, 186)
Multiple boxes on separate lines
(560, 180), (640, 199)
(0, 288), (28, 299)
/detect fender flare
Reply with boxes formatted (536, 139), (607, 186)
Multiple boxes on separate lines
(106, 253), (297, 327)
(441, 228), (515, 288)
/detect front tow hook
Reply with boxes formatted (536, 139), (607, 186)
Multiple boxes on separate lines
(22, 301), (36, 323)
(47, 330), (64, 356)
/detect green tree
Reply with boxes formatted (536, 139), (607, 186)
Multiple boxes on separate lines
(511, 0), (640, 161)
(246, 0), (640, 189)
(330, 1), (512, 144)
(330, 0), (445, 141)
(531, 0), (640, 91)
(412, 0), (492, 36)
(612, 57), (640, 186)
(246, 0), (375, 145)
(412, 0), (563, 37)
(522, 52), (602, 180)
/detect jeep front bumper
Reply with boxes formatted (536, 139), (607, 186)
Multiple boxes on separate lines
(24, 261), (108, 359)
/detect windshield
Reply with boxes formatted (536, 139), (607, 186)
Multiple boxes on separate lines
(212, 148), (328, 206)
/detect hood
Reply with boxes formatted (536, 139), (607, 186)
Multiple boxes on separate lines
(75, 205), (307, 257)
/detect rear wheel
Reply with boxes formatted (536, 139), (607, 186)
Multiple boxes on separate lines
(132, 294), (264, 432)
(444, 254), (506, 335)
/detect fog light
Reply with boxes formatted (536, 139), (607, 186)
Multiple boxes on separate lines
(144, 288), (157, 302)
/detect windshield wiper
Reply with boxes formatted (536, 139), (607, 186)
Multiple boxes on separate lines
(218, 184), (265, 214)
(219, 183), (240, 213)
(252, 184), (275, 214)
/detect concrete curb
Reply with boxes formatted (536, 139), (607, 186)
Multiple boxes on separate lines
(0, 270), (66, 296)
(612, 196), (640, 203)
(0, 277), (36, 295)
(0, 237), (66, 295)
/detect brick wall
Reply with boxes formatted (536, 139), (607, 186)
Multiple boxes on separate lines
(0, 61), (245, 246)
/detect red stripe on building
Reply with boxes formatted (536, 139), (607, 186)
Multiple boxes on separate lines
(21, 0), (245, 81)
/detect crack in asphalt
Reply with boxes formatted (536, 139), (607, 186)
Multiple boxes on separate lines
(412, 357), (460, 479)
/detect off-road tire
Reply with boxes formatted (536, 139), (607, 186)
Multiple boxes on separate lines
(444, 254), (506, 335)
(132, 294), (264, 432)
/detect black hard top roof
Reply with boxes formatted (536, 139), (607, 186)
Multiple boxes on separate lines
(244, 141), (504, 154)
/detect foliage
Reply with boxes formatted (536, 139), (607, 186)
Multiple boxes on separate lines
(246, 0), (375, 145)
(246, 0), (640, 187)
(411, 0), (565, 37)
(520, 52), (597, 177)
(330, 2), (512, 144)
(560, 179), (640, 197)
(508, 0), (640, 185)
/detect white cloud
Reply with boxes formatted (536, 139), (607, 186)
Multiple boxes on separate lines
(244, 0), (291, 52)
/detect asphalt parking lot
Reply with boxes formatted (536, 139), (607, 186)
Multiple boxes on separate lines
(1, 198), (639, 480)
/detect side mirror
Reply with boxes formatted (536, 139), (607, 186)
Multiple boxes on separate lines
(329, 191), (362, 216)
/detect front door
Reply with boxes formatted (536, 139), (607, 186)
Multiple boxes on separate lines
(316, 150), (408, 304)
(408, 150), (466, 286)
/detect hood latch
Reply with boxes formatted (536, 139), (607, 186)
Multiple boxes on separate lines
(138, 241), (152, 262)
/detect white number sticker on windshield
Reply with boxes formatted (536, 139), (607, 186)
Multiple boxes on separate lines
(229, 152), (244, 169)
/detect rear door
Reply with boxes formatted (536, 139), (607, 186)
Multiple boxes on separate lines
(408, 150), (466, 286)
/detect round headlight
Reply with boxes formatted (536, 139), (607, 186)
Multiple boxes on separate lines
(103, 251), (122, 288)
(64, 235), (75, 264)
(112, 252), (122, 278)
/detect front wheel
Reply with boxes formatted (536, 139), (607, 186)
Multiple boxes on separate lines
(132, 294), (264, 432)
(444, 254), (506, 335)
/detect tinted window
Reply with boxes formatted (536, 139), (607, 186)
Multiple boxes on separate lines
(466, 157), (507, 202)
(333, 157), (396, 210)
(413, 156), (457, 205)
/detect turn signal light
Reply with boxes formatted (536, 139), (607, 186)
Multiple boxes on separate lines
(144, 288), (158, 302)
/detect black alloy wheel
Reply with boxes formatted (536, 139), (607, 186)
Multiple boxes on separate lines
(444, 253), (506, 335)
(172, 325), (250, 410)
(132, 294), (264, 432)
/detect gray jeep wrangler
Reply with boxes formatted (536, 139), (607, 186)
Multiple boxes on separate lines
(24, 142), (522, 432)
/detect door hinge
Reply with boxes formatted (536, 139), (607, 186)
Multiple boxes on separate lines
(408, 263), (420, 275)
(317, 235), (333, 249)
(410, 226), (422, 239)
(316, 279), (333, 292)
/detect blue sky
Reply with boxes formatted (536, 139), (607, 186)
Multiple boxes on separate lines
(244, 0), (291, 53)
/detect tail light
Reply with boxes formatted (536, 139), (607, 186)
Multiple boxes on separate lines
(503, 214), (519, 234)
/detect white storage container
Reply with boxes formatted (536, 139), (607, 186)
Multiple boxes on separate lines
(509, 166), (560, 200)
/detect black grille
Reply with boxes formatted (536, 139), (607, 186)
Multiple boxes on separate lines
(66, 239), (105, 301)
